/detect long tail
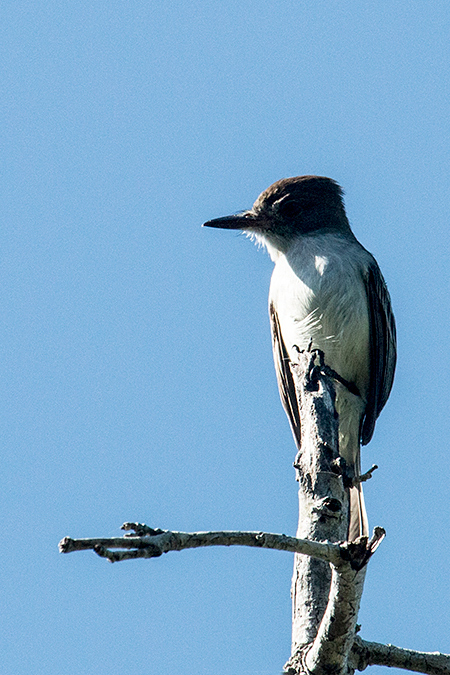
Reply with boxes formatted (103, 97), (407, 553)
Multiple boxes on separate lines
(349, 483), (368, 541)
(336, 390), (368, 540)
(348, 450), (369, 541)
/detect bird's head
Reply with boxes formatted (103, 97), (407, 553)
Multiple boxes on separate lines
(203, 176), (351, 255)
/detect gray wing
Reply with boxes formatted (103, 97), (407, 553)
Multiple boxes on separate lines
(361, 259), (397, 445)
(269, 302), (301, 449)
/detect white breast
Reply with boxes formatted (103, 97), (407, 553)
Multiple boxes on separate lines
(268, 232), (371, 396)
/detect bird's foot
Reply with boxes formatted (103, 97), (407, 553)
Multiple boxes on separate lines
(292, 343), (361, 397)
(121, 522), (165, 537)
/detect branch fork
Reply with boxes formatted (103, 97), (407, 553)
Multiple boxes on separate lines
(58, 351), (450, 675)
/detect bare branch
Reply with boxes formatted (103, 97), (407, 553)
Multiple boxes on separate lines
(58, 345), (448, 675)
(351, 636), (450, 675)
(285, 348), (390, 675)
(290, 348), (349, 655)
(304, 562), (366, 675)
(294, 530), (383, 675)
(59, 528), (343, 564)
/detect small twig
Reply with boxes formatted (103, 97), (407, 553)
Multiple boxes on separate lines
(355, 465), (379, 484)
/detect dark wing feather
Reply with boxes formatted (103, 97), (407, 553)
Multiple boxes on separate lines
(361, 260), (397, 445)
(269, 302), (302, 449)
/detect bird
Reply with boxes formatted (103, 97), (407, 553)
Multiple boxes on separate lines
(203, 175), (396, 540)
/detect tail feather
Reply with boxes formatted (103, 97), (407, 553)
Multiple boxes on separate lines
(349, 483), (368, 541)
(336, 390), (368, 540)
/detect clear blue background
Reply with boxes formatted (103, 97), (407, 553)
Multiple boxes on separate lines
(1, 2), (449, 674)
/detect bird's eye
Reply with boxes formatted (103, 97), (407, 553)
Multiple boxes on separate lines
(277, 199), (302, 219)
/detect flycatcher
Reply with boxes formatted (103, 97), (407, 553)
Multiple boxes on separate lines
(204, 176), (396, 540)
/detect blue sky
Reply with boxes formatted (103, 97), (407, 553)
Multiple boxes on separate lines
(1, 2), (449, 674)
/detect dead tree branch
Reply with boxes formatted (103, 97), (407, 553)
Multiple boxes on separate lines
(351, 637), (450, 675)
(285, 347), (374, 675)
(59, 527), (347, 565)
(58, 347), (450, 675)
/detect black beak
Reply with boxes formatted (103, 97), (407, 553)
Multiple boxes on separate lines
(203, 213), (252, 230)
